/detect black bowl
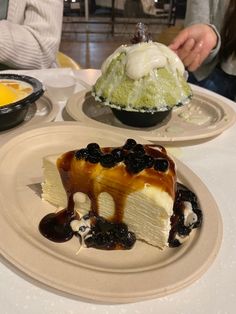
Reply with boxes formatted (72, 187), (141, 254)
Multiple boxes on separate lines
(0, 74), (44, 131)
(111, 107), (172, 128)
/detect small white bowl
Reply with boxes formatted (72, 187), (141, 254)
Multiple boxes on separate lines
(44, 75), (76, 103)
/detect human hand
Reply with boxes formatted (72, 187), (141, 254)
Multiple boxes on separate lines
(169, 24), (218, 71)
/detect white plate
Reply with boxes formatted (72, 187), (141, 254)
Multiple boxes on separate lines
(0, 122), (222, 303)
(0, 95), (59, 136)
(66, 85), (236, 145)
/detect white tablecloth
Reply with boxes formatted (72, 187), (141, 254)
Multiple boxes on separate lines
(0, 68), (236, 314)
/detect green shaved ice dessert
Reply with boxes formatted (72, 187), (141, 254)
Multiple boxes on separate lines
(93, 42), (192, 113)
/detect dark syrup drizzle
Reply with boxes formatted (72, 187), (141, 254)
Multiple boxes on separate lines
(168, 183), (202, 247)
(39, 195), (75, 243)
(39, 210), (74, 243)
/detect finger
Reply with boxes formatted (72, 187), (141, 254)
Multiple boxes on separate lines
(187, 53), (201, 72)
(198, 44), (213, 66)
(182, 40), (203, 68)
(177, 38), (196, 61)
(168, 29), (190, 50)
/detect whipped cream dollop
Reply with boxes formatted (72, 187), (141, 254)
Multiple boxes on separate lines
(182, 201), (198, 227)
(70, 215), (91, 247)
(101, 42), (185, 80)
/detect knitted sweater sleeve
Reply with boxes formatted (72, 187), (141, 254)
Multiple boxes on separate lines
(184, 0), (220, 68)
(184, 0), (212, 26)
(0, 0), (63, 69)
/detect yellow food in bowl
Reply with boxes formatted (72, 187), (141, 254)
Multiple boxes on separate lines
(0, 81), (32, 107)
(0, 83), (18, 106)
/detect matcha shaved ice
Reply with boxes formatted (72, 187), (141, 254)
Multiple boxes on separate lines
(93, 42), (192, 113)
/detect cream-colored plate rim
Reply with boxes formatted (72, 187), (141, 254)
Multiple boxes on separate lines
(0, 122), (222, 303)
(66, 85), (235, 145)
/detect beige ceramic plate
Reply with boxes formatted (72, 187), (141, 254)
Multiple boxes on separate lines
(0, 95), (59, 136)
(0, 122), (222, 303)
(66, 85), (236, 145)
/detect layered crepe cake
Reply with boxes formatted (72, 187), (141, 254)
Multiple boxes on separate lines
(40, 139), (202, 250)
(92, 25), (192, 127)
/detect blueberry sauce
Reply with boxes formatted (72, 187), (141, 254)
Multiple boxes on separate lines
(168, 183), (203, 247)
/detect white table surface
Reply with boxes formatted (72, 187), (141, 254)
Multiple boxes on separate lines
(0, 68), (236, 314)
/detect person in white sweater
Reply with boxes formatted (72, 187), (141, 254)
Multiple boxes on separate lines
(169, 0), (236, 101)
(0, 0), (63, 70)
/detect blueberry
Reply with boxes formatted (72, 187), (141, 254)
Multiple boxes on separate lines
(176, 184), (202, 227)
(132, 144), (145, 156)
(169, 238), (181, 247)
(124, 152), (134, 165)
(75, 148), (89, 160)
(114, 223), (128, 239)
(100, 154), (116, 168)
(84, 236), (95, 248)
(86, 143), (102, 158)
(111, 148), (125, 162)
(91, 216), (105, 232)
(121, 231), (136, 249)
(87, 143), (100, 152)
(126, 157), (146, 174)
(179, 189), (196, 203)
(143, 154), (154, 168)
(191, 201), (199, 212)
(92, 231), (117, 250)
(84, 215), (137, 250)
(104, 234), (116, 250)
(86, 154), (100, 163)
(93, 216), (114, 233)
(123, 138), (137, 150)
(85, 144), (102, 164)
(93, 233), (107, 247)
(177, 224), (191, 236)
(154, 158), (169, 172)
